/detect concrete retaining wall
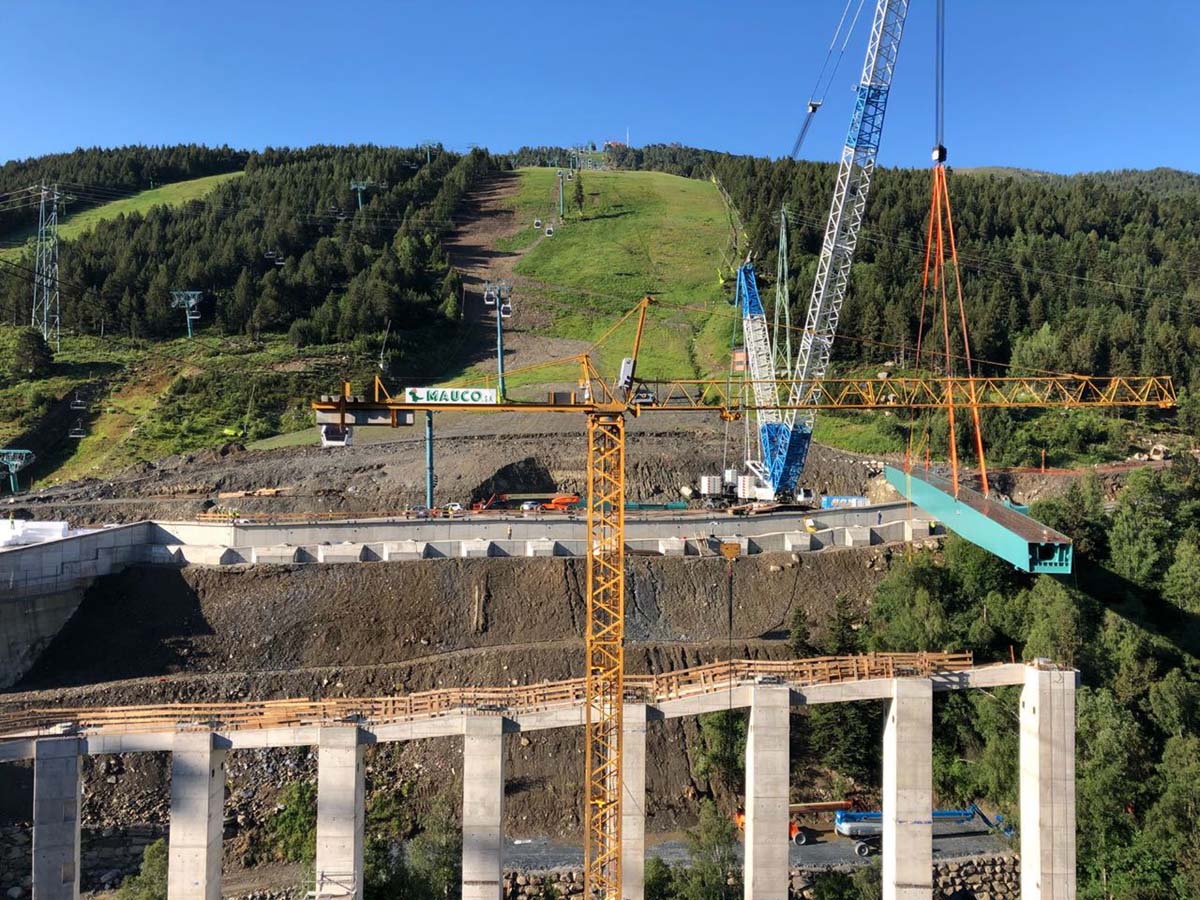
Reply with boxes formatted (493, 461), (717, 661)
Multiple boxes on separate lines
(499, 855), (1021, 900)
(0, 823), (165, 897)
(0, 523), (152, 688)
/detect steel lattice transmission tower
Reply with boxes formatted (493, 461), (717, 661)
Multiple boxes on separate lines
(31, 184), (62, 350)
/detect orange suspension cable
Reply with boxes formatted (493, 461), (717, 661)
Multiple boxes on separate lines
(933, 170), (961, 494)
(939, 167), (989, 496)
(912, 164), (990, 498)
(905, 181), (942, 472)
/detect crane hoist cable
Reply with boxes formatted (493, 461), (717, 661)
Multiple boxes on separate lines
(904, 0), (989, 499)
(791, 0), (869, 159)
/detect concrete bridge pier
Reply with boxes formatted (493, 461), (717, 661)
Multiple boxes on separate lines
(32, 737), (81, 900)
(1020, 666), (1077, 900)
(462, 717), (505, 900)
(315, 727), (366, 899)
(167, 732), (227, 900)
(882, 678), (933, 900)
(621, 704), (649, 900)
(743, 684), (790, 900)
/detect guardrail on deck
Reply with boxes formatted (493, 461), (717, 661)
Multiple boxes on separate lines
(0, 652), (972, 739)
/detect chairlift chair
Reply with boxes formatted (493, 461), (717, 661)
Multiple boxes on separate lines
(68, 420), (85, 439)
(534, 218), (542, 229)
(70, 393), (86, 411)
(500, 302), (513, 319)
(545, 226), (554, 236)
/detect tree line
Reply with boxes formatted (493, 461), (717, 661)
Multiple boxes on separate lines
(0, 144), (248, 238)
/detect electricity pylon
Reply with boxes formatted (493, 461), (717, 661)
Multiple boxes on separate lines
(31, 184), (61, 351)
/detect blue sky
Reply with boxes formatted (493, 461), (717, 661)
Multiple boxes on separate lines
(4, 0), (1197, 173)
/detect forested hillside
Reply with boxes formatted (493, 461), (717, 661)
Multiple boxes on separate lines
(0, 144), (501, 476)
(0, 145), (497, 350)
(0, 145), (248, 239)
(609, 144), (1200, 391)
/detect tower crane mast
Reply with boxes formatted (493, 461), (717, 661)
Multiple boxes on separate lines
(744, 0), (910, 498)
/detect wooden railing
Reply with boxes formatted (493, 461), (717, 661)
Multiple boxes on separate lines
(0, 653), (972, 739)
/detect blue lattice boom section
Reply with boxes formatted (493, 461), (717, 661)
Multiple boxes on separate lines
(759, 422), (812, 497)
(847, 84), (890, 152)
(737, 266), (812, 498)
(736, 266), (765, 317)
(885, 465), (1073, 574)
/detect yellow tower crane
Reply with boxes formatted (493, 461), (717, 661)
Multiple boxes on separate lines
(312, 299), (1174, 900)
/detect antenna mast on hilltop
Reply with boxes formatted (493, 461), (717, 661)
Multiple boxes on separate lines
(31, 184), (61, 351)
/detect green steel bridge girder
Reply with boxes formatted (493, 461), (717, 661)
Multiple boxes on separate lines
(885, 465), (1073, 575)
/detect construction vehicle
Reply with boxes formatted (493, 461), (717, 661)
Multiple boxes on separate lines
(735, 800), (853, 846)
(835, 804), (1012, 857)
(471, 491), (578, 512)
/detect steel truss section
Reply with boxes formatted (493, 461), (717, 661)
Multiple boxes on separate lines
(584, 412), (625, 900)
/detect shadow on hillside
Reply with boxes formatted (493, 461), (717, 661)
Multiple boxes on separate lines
(14, 567), (215, 691)
(1074, 559), (1200, 662)
(581, 208), (632, 222)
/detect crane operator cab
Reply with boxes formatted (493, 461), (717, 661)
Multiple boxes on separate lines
(319, 424), (353, 448)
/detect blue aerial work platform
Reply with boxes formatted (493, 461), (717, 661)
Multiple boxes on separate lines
(885, 465), (1072, 574)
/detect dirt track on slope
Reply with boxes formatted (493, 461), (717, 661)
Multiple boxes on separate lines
(444, 172), (590, 371)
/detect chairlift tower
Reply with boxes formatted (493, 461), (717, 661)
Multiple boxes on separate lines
(557, 170), (565, 219)
(349, 179), (387, 210)
(170, 290), (202, 338)
(31, 184), (61, 351)
(490, 281), (514, 399)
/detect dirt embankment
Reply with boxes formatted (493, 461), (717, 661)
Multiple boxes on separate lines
(10, 423), (885, 526)
(14, 551), (890, 697)
(1, 550), (893, 851)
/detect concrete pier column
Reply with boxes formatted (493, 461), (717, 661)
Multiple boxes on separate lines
(621, 704), (648, 900)
(462, 717), (505, 900)
(32, 737), (81, 900)
(315, 727), (366, 899)
(882, 678), (933, 900)
(168, 732), (227, 900)
(743, 685), (790, 900)
(1020, 666), (1077, 900)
